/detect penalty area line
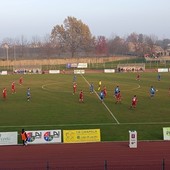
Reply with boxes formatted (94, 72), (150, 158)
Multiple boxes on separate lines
(81, 74), (120, 124)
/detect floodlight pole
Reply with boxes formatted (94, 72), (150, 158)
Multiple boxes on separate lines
(13, 45), (16, 61)
(6, 46), (8, 61)
(4, 43), (9, 68)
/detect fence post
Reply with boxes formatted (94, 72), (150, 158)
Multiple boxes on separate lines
(162, 158), (165, 170)
(46, 161), (49, 170)
(104, 160), (107, 170)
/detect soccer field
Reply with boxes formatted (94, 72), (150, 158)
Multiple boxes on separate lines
(1, 72), (170, 142)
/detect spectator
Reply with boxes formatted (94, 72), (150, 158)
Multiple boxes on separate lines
(20, 129), (28, 146)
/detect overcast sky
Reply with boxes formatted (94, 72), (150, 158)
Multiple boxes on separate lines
(0, 0), (170, 41)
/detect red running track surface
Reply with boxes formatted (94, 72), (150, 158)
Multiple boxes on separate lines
(0, 141), (170, 169)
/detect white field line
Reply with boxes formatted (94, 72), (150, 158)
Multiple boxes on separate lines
(81, 74), (120, 124)
(1, 122), (170, 128)
(42, 83), (56, 89)
(42, 83), (72, 93)
(42, 82), (140, 93)
(122, 84), (141, 91)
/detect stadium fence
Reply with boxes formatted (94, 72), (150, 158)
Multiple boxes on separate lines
(0, 159), (169, 170)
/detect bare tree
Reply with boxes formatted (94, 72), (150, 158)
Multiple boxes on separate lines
(108, 36), (128, 55)
(51, 16), (94, 57)
(95, 36), (108, 55)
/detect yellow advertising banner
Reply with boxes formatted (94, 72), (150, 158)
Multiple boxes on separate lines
(63, 129), (101, 143)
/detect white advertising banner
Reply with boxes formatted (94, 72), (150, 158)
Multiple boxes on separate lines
(74, 70), (85, 74)
(26, 130), (62, 144)
(0, 132), (18, 145)
(163, 127), (170, 140)
(71, 63), (78, 68)
(158, 68), (168, 72)
(49, 70), (60, 74)
(129, 131), (137, 148)
(1, 71), (8, 75)
(77, 63), (88, 68)
(104, 69), (115, 73)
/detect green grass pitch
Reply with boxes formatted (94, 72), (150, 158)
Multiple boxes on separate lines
(0, 72), (170, 142)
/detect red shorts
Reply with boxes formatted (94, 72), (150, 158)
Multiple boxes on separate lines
(132, 101), (136, 106)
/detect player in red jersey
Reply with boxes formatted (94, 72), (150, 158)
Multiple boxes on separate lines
(19, 76), (23, 85)
(130, 95), (138, 109)
(103, 86), (107, 97)
(73, 82), (77, 95)
(115, 91), (122, 104)
(136, 73), (140, 81)
(2, 88), (7, 100)
(79, 90), (84, 103)
(11, 82), (16, 94)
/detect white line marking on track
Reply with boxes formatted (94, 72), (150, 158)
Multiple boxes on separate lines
(81, 74), (120, 124)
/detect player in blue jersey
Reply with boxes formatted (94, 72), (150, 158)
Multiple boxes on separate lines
(27, 88), (31, 101)
(114, 85), (120, 98)
(90, 83), (94, 93)
(157, 74), (161, 81)
(99, 90), (104, 102)
(150, 86), (156, 98)
(73, 74), (77, 83)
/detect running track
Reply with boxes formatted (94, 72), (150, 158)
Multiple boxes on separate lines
(0, 141), (170, 169)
